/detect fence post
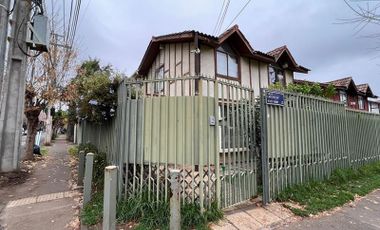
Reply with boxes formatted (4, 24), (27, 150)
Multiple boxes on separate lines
(260, 89), (270, 205)
(103, 166), (117, 230)
(78, 150), (85, 186)
(169, 169), (181, 230)
(83, 153), (94, 205)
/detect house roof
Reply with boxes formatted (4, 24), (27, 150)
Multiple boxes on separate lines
(327, 77), (359, 92)
(137, 25), (307, 76)
(267, 45), (309, 73)
(325, 77), (378, 97)
(357, 83), (375, 97)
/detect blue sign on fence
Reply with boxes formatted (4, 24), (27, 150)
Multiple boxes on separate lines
(266, 91), (285, 106)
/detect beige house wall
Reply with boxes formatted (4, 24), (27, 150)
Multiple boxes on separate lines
(145, 41), (292, 98)
(147, 42), (196, 80)
(285, 69), (294, 85)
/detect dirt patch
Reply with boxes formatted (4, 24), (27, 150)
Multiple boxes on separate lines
(0, 170), (29, 187)
(0, 156), (45, 188)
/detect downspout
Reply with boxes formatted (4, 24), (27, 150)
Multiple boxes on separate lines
(194, 32), (200, 94)
(258, 61), (262, 90)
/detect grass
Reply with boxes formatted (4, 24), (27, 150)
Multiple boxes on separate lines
(67, 145), (78, 157)
(81, 191), (223, 229)
(81, 192), (104, 225)
(40, 146), (48, 156)
(277, 161), (380, 216)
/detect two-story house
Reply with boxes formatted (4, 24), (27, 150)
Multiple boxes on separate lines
(328, 77), (375, 111)
(294, 76), (378, 112)
(135, 25), (309, 97)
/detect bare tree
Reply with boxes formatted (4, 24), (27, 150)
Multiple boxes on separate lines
(343, 0), (380, 35)
(24, 15), (77, 159)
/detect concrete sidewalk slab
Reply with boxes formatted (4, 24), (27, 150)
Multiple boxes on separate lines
(0, 136), (78, 230)
(211, 201), (297, 230)
(2, 197), (75, 230)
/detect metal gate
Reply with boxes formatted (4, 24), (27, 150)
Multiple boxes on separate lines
(117, 76), (258, 209)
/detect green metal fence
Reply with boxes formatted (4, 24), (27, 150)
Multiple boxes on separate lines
(78, 76), (258, 209)
(261, 89), (380, 204)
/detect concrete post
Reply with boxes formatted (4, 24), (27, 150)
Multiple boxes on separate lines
(0, 0), (10, 81)
(83, 153), (94, 205)
(77, 150), (85, 186)
(73, 124), (77, 144)
(102, 166), (117, 230)
(0, 0), (31, 172)
(169, 169), (181, 230)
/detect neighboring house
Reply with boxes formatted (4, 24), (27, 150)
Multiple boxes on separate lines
(368, 98), (380, 114)
(294, 76), (378, 112)
(328, 77), (375, 111)
(135, 25), (309, 97)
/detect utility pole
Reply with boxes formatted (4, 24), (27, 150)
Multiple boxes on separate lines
(0, 0), (11, 95)
(0, 0), (31, 172)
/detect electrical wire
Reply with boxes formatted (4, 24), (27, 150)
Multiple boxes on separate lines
(66, 0), (74, 43)
(224, 0), (252, 31)
(213, 0), (227, 35)
(216, 0), (230, 34)
(69, 0), (81, 46)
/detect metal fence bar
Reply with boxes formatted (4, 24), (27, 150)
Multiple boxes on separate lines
(79, 76), (258, 209)
(261, 89), (380, 203)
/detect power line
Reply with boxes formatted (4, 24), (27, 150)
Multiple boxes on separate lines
(213, 0), (227, 35)
(66, 0), (74, 43)
(69, 0), (81, 46)
(224, 0), (252, 31)
(216, 0), (230, 34)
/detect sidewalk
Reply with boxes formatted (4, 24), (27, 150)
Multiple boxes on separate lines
(277, 189), (380, 230)
(211, 199), (299, 229)
(212, 189), (380, 230)
(0, 136), (79, 230)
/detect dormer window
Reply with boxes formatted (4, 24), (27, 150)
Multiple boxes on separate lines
(339, 91), (347, 105)
(216, 44), (238, 79)
(358, 96), (365, 110)
(269, 65), (285, 86)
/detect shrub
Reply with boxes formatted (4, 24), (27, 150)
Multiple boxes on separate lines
(68, 145), (78, 157)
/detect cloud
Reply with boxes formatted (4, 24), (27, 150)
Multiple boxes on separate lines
(74, 0), (380, 95)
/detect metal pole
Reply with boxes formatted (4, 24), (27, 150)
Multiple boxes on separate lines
(169, 169), (181, 230)
(103, 165), (117, 230)
(0, 0), (31, 172)
(83, 152), (94, 205)
(260, 89), (270, 205)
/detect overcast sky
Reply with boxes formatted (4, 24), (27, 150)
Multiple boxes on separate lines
(73, 0), (380, 95)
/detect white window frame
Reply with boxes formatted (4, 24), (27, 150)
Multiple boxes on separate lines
(154, 65), (164, 93)
(216, 44), (239, 79)
(269, 65), (285, 86)
(358, 96), (365, 110)
(339, 91), (347, 105)
(218, 104), (248, 153)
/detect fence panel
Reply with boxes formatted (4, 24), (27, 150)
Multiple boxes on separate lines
(78, 76), (258, 209)
(261, 89), (380, 204)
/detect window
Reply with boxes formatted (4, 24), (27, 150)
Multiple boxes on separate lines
(218, 105), (249, 150)
(339, 91), (347, 105)
(358, 96), (365, 110)
(269, 65), (285, 86)
(154, 66), (164, 93)
(216, 44), (238, 78)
